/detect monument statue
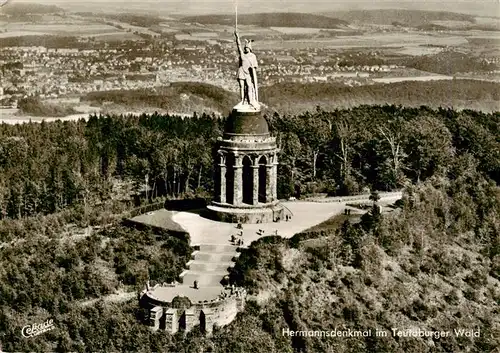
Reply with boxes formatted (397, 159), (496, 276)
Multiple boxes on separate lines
(234, 30), (259, 109)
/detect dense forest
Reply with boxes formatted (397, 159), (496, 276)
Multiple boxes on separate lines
(84, 82), (238, 116)
(404, 52), (497, 75)
(260, 80), (500, 114)
(18, 97), (77, 117)
(205, 157), (500, 352)
(0, 3), (64, 16)
(182, 13), (348, 29)
(0, 105), (499, 351)
(0, 221), (192, 351)
(327, 9), (475, 27)
(83, 80), (500, 116)
(103, 13), (164, 28)
(0, 105), (499, 221)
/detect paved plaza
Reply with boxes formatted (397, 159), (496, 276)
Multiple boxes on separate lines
(138, 193), (401, 303)
(174, 193), (402, 246)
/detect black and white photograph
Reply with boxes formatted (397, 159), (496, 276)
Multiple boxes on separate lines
(0, 0), (499, 352)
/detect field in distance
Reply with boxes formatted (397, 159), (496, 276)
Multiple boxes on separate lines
(0, 4), (498, 122)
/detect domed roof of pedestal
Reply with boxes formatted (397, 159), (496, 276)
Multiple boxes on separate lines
(224, 108), (269, 135)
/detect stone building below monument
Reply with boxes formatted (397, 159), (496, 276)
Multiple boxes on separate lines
(207, 105), (284, 223)
(139, 283), (246, 335)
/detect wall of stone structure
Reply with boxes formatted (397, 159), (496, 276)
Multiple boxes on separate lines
(203, 294), (242, 328)
(141, 288), (246, 335)
(215, 151), (278, 206)
(207, 206), (284, 224)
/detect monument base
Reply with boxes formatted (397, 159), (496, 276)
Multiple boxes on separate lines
(233, 101), (261, 112)
(206, 202), (284, 224)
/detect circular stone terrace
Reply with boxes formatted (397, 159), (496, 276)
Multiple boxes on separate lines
(143, 284), (230, 306)
(132, 192), (402, 303)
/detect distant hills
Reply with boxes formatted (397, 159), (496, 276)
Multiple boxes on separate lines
(260, 80), (500, 114)
(181, 10), (484, 31)
(1, 3), (64, 15)
(182, 13), (348, 29)
(103, 13), (163, 27)
(404, 51), (498, 75)
(326, 9), (475, 27)
(83, 82), (238, 116)
(83, 80), (500, 117)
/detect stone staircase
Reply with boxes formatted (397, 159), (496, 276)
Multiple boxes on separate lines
(188, 262), (234, 272)
(191, 252), (238, 262)
(182, 272), (230, 287)
(180, 243), (240, 288)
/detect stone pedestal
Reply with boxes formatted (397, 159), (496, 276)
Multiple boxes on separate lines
(208, 106), (282, 224)
(149, 306), (163, 331)
(184, 309), (196, 332)
(201, 309), (215, 335)
(164, 308), (178, 334)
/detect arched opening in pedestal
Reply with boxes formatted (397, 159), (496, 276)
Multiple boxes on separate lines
(225, 154), (234, 204)
(258, 156), (267, 203)
(199, 311), (206, 333)
(242, 155), (253, 205)
(178, 311), (186, 331)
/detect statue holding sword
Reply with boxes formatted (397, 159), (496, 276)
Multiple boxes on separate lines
(233, 0), (259, 108)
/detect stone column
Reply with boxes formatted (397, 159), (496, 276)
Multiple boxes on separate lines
(265, 164), (273, 203)
(219, 163), (226, 203)
(233, 156), (243, 205)
(272, 154), (278, 200)
(252, 165), (259, 205)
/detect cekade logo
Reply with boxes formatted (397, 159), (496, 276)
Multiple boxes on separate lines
(21, 319), (55, 338)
